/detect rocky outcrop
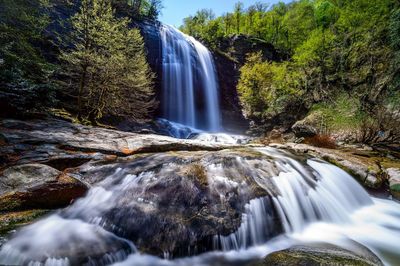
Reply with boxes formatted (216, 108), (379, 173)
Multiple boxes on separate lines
(0, 119), (235, 168)
(291, 115), (319, 138)
(260, 245), (383, 266)
(0, 118), (282, 259)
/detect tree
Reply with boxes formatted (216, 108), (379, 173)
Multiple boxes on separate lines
(238, 52), (302, 121)
(0, 0), (56, 115)
(234, 2), (244, 34)
(146, 0), (163, 19)
(62, 0), (155, 122)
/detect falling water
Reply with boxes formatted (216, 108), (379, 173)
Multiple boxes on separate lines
(160, 25), (196, 128)
(189, 37), (221, 132)
(160, 25), (221, 131)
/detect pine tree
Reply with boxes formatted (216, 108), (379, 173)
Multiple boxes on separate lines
(62, 0), (155, 123)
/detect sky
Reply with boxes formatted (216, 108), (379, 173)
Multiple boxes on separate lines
(160, 0), (292, 27)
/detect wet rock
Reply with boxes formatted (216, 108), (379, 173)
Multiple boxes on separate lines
(260, 245), (383, 266)
(387, 168), (400, 200)
(0, 164), (88, 211)
(71, 149), (281, 257)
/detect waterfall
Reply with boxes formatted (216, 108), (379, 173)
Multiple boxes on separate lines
(160, 25), (221, 132)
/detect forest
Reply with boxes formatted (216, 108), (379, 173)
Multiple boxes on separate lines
(180, 0), (400, 143)
(1, 1), (400, 266)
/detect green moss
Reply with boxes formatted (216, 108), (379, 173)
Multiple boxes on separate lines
(0, 209), (49, 235)
(0, 193), (24, 212)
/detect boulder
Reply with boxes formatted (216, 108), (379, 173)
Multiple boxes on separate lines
(260, 245), (383, 266)
(0, 164), (88, 212)
(68, 148), (282, 257)
(387, 168), (400, 200)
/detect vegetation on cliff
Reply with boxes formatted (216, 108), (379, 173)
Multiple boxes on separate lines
(181, 0), (400, 143)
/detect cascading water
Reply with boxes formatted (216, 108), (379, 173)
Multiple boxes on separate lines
(1, 146), (400, 266)
(160, 25), (221, 133)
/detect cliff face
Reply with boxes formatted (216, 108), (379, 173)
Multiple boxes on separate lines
(212, 36), (284, 133)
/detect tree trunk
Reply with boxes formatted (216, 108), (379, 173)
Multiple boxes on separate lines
(78, 65), (88, 121)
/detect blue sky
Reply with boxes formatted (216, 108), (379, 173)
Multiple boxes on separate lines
(160, 0), (292, 27)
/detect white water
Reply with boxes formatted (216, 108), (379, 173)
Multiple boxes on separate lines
(160, 25), (221, 131)
(111, 148), (400, 265)
(160, 25), (196, 128)
(2, 146), (400, 265)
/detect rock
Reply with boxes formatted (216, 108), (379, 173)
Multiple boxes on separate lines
(292, 118), (318, 138)
(0, 119), (234, 161)
(71, 148), (282, 257)
(260, 245), (383, 266)
(387, 168), (400, 200)
(0, 164), (88, 212)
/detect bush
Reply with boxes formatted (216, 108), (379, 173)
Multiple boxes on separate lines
(304, 134), (336, 149)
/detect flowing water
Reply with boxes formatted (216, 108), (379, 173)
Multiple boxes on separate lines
(160, 25), (221, 132)
(1, 147), (400, 265)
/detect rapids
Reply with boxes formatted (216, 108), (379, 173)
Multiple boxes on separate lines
(1, 147), (400, 265)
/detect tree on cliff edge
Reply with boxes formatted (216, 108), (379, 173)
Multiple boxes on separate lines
(62, 0), (155, 123)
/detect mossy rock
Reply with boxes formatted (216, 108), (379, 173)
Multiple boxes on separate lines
(257, 245), (383, 266)
(0, 209), (49, 235)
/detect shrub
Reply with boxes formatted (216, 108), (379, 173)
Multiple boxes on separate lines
(304, 134), (336, 149)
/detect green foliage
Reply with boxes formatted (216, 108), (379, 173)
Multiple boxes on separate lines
(310, 93), (366, 132)
(182, 0), (400, 137)
(113, 0), (163, 19)
(0, 0), (56, 114)
(62, 0), (155, 122)
(238, 52), (302, 121)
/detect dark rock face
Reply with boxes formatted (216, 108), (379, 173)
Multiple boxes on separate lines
(212, 35), (284, 133)
(260, 245), (383, 266)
